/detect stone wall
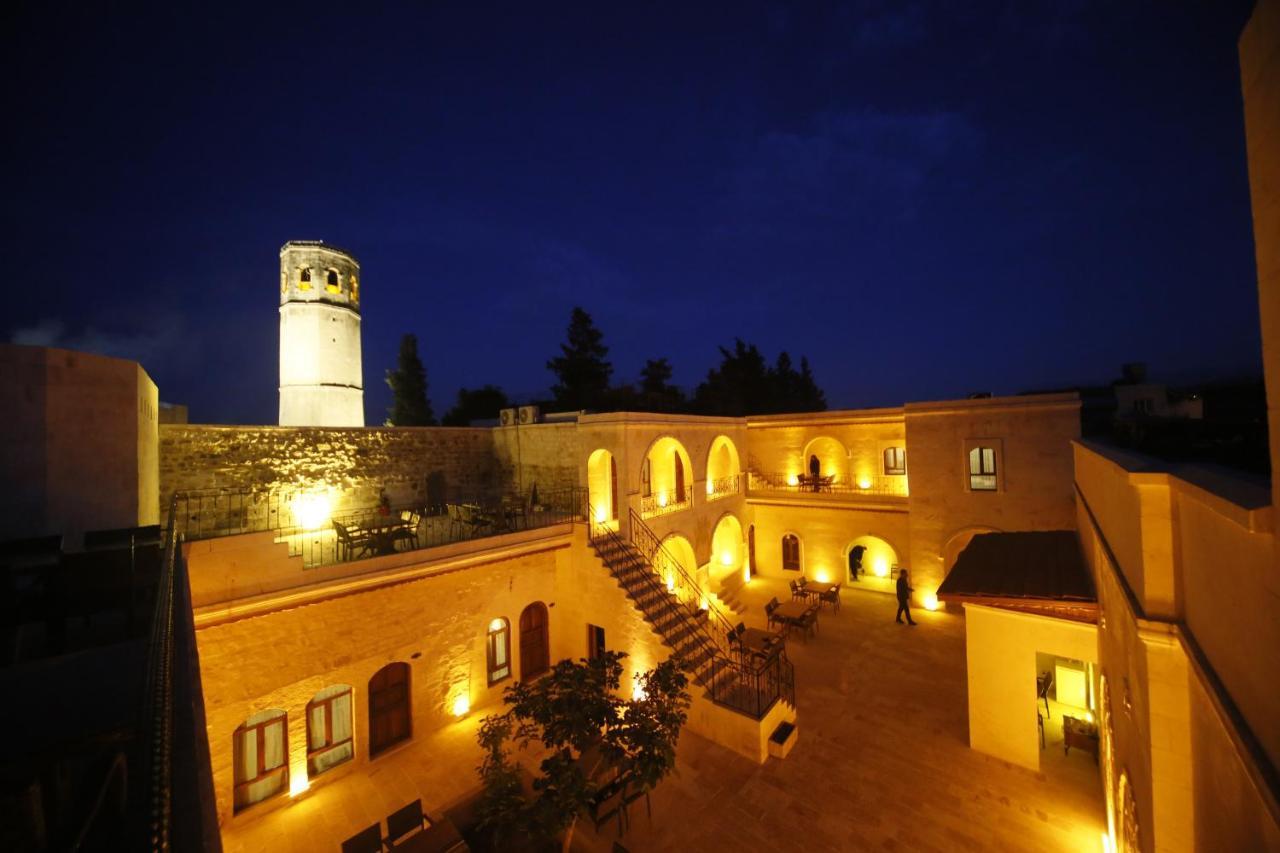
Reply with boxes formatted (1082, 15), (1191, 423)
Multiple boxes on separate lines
(159, 424), (503, 524)
(490, 421), (580, 498)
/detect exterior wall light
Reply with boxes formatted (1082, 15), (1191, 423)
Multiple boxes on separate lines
(292, 492), (332, 531)
(289, 771), (310, 797)
(873, 557), (889, 577)
(786, 474), (799, 487)
(858, 478), (872, 490)
(451, 694), (471, 717)
(923, 593), (940, 611)
(814, 569), (830, 584)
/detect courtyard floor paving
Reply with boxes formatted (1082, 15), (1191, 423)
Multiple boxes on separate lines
(221, 577), (1105, 852)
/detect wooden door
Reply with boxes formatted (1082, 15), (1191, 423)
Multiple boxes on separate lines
(368, 662), (411, 756)
(747, 525), (756, 579)
(519, 602), (550, 680)
(674, 451), (685, 502)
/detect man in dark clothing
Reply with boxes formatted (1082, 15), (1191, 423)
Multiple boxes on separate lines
(896, 569), (916, 626)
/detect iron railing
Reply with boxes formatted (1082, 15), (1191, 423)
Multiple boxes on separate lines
(747, 471), (909, 497)
(638, 488), (692, 518)
(704, 473), (740, 501)
(173, 485), (586, 569)
(707, 644), (795, 718)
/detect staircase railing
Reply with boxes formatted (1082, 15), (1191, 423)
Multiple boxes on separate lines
(627, 509), (737, 659)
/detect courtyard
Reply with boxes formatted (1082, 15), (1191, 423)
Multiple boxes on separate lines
(221, 576), (1105, 853)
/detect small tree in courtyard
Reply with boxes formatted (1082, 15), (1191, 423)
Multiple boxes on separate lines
(386, 333), (435, 425)
(476, 651), (689, 851)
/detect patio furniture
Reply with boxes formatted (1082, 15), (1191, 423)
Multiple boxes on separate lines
(1037, 671), (1053, 718)
(392, 511), (422, 551)
(334, 521), (375, 561)
(739, 627), (783, 661)
(386, 799), (430, 846)
(392, 816), (468, 851)
(795, 608), (819, 642)
(765, 597), (783, 630)
(772, 600), (815, 638)
(621, 776), (652, 824)
(588, 778), (628, 837)
(341, 823), (383, 853)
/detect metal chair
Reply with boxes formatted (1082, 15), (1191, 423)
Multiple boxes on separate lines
(385, 799), (430, 846)
(341, 823), (383, 853)
(589, 779), (628, 837)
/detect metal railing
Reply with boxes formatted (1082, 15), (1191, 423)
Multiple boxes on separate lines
(173, 485), (586, 569)
(704, 473), (741, 501)
(625, 509), (793, 720)
(747, 471), (909, 497)
(639, 488), (692, 518)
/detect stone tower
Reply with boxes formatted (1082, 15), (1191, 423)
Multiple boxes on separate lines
(278, 240), (365, 426)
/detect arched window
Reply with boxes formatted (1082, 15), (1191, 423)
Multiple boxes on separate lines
(298, 267), (312, 291)
(325, 268), (340, 293)
(368, 663), (411, 757)
(968, 447), (997, 491)
(306, 685), (353, 777)
(487, 618), (511, 685)
(233, 709), (288, 812)
(782, 534), (801, 571)
(519, 602), (550, 680)
(883, 447), (906, 475)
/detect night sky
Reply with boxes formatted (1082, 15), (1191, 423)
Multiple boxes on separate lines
(2, 1), (1262, 424)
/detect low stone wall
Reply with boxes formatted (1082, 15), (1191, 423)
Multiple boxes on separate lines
(159, 424), (506, 523)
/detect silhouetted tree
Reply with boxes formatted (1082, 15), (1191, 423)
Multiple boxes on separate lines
(442, 385), (509, 426)
(638, 357), (687, 412)
(547, 307), (612, 411)
(795, 356), (827, 411)
(386, 333), (435, 425)
(693, 340), (771, 416)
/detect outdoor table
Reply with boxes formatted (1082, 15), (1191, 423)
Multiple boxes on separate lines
(393, 816), (469, 852)
(351, 515), (414, 556)
(772, 600), (815, 625)
(804, 579), (842, 609)
(739, 627), (784, 660)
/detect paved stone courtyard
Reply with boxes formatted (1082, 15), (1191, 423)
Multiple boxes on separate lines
(222, 577), (1104, 853)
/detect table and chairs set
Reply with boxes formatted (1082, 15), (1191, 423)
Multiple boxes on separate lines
(341, 798), (468, 852)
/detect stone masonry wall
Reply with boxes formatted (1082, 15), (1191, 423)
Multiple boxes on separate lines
(159, 425), (503, 524)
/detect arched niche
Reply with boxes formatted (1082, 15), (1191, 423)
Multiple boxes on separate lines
(801, 436), (849, 485)
(705, 435), (741, 497)
(709, 512), (744, 580)
(642, 436), (694, 512)
(587, 448), (619, 528)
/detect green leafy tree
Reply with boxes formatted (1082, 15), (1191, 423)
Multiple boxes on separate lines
(547, 307), (612, 411)
(442, 385), (509, 426)
(385, 333), (435, 425)
(477, 651), (690, 850)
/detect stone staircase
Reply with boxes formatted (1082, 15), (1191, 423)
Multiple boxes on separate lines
(588, 531), (738, 700)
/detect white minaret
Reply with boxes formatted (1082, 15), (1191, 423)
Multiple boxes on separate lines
(278, 240), (365, 426)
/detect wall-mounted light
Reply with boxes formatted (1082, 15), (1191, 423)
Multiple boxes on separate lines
(873, 557), (889, 577)
(292, 492), (332, 531)
(814, 568), (830, 584)
(289, 772), (310, 797)
(786, 474), (799, 487)
(720, 551), (734, 566)
(858, 478), (872, 490)
(657, 493), (668, 508)
(451, 694), (471, 718)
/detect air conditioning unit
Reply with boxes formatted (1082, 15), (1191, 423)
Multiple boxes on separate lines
(518, 405), (540, 425)
(499, 408), (517, 427)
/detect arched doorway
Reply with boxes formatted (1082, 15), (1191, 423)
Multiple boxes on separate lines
(368, 662), (411, 757)
(519, 602), (550, 680)
(587, 449), (619, 527)
(641, 436), (694, 516)
(710, 513), (744, 581)
(705, 435), (742, 499)
(846, 535), (899, 585)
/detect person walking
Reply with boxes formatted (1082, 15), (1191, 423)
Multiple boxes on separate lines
(896, 568), (916, 626)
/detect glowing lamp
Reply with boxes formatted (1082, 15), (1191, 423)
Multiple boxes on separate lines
(451, 694), (471, 717)
(923, 593), (939, 611)
(720, 551), (733, 566)
(786, 474), (799, 487)
(706, 481), (714, 495)
(858, 478), (872, 490)
(292, 492), (331, 531)
(1085, 710), (1095, 724)
(1101, 832), (1114, 853)
(289, 774), (310, 797)
(699, 596), (709, 610)
(595, 507), (607, 523)
(657, 493), (668, 508)
(488, 617), (504, 632)
(742, 566), (751, 583)
(814, 569), (830, 584)
(873, 557), (889, 577)
(665, 574), (675, 592)
(632, 678), (647, 701)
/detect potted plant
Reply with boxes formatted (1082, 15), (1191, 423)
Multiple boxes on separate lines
(476, 651), (689, 852)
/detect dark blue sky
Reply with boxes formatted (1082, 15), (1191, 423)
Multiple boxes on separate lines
(3, 1), (1261, 424)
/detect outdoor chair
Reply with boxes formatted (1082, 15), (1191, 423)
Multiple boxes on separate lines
(798, 608), (819, 641)
(1038, 671), (1053, 718)
(589, 778), (628, 837)
(726, 628), (740, 656)
(334, 522), (374, 562)
(789, 580), (805, 602)
(341, 823), (383, 853)
(385, 798), (430, 846)
(765, 598), (782, 631)
(820, 585), (841, 612)
(392, 511), (421, 551)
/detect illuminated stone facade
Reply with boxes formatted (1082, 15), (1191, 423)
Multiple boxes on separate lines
(278, 241), (364, 427)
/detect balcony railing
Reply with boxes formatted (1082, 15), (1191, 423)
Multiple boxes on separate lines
(704, 473), (741, 502)
(171, 485), (586, 569)
(747, 471), (908, 498)
(639, 487), (692, 519)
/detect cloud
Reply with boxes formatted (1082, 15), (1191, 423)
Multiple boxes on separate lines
(9, 317), (187, 369)
(724, 108), (982, 225)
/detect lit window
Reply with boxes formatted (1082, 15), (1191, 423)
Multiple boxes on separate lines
(298, 267), (313, 291)
(325, 268), (340, 294)
(883, 447), (906, 476)
(782, 534), (801, 571)
(487, 618), (511, 685)
(587, 624), (606, 661)
(306, 685), (353, 777)
(969, 446), (997, 491)
(233, 709), (288, 812)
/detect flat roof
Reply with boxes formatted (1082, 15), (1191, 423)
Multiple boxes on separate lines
(937, 530), (1095, 603)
